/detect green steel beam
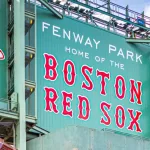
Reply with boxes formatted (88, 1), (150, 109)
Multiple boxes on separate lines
(37, 0), (63, 19)
(26, 116), (37, 124)
(14, 0), (26, 149)
(35, 1), (38, 120)
(25, 80), (36, 88)
(25, 46), (35, 54)
(25, 11), (35, 19)
(69, 0), (150, 31)
(0, 110), (19, 120)
(0, 110), (37, 124)
(126, 38), (150, 43)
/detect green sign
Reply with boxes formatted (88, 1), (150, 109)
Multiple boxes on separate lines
(0, 1), (7, 101)
(37, 7), (150, 138)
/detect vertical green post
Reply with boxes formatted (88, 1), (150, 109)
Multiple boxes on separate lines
(86, 0), (88, 23)
(107, 0), (110, 30)
(14, 0), (26, 150)
(126, 5), (129, 18)
(142, 11), (144, 19)
(125, 5), (129, 37)
(35, 0), (37, 119)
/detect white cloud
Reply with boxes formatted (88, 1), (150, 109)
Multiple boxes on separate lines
(144, 3), (150, 17)
(144, 3), (150, 28)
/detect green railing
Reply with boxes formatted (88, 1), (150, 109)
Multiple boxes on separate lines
(0, 98), (18, 113)
(25, 1), (35, 14)
(36, 0), (150, 39)
(25, 80), (36, 117)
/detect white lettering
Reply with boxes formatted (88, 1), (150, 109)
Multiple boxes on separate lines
(72, 49), (78, 55)
(73, 32), (84, 44)
(93, 39), (100, 49)
(53, 26), (61, 37)
(109, 44), (116, 53)
(85, 37), (92, 48)
(127, 51), (134, 61)
(42, 22), (50, 32)
(63, 29), (71, 40)
(136, 54), (142, 64)
(85, 53), (89, 59)
(117, 48), (125, 58)
(65, 47), (70, 52)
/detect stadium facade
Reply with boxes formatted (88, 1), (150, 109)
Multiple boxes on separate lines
(0, 0), (150, 149)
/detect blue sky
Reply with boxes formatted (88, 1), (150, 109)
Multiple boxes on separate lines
(111, 0), (150, 16)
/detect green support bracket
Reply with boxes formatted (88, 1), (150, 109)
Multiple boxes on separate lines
(37, 0), (63, 19)
(126, 38), (150, 43)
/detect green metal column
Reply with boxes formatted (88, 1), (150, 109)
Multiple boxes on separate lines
(107, 0), (110, 30)
(142, 11), (144, 19)
(14, 0), (26, 150)
(125, 5), (129, 36)
(126, 5), (129, 18)
(35, 1), (37, 119)
(86, 0), (88, 23)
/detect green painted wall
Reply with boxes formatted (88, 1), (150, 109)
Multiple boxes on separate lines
(0, 1), (7, 102)
(37, 7), (150, 138)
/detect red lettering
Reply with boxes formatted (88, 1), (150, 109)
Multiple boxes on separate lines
(128, 109), (142, 132)
(44, 53), (58, 80)
(96, 70), (110, 95)
(115, 105), (126, 128)
(115, 75), (126, 99)
(63, 60), (76, 86)
(62, 91), (73, 117)
(100, 102), (111, 126)
(130, 79), (142, 105)
(81, 65), (93, 91)
(78, 95), (90, 120)
(0, 49), (5, 60)
(44, 87), (59, 114)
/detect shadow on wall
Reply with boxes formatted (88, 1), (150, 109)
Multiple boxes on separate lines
(27, 126), (150, 150)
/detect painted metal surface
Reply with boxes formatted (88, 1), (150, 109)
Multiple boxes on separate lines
(0, 1), (7, 101)
(37, 7), (150, 138)
(14, 0), (26, 149)
(37, 0), (63, 19)
(27, 126), (150, 150)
